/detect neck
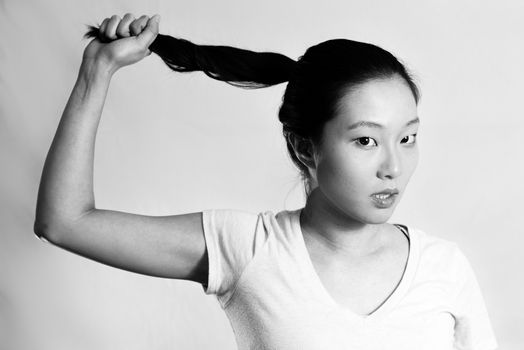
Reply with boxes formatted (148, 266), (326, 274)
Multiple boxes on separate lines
(300, 189), (390, 257)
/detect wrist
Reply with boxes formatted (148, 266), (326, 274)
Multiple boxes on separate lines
(80, 57), (118, 79)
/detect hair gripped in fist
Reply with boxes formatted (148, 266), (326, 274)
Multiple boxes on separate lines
(82, 13), (161, 73)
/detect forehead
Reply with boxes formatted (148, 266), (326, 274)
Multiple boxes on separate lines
(332, 76), (418, 130)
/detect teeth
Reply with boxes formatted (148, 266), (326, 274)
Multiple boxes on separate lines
(374, 193), (391, 199)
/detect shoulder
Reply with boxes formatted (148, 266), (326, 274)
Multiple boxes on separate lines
(406, 224), (465, 271)
(202, 207), (262, 221)
(202, 207), (299, 226)
(202, 207), (298, 242)
(242, 208), (303, 244)
(408, 224), (458, 250)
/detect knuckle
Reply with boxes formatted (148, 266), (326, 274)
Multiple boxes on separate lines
(130, 22), (140, 31)
(99, 18), (108, 30)
(109, 15), (120, 25)
(116, 27), (127, 36)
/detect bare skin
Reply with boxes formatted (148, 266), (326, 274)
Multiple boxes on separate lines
(292, 76), (419, 315)
(34, 14), (209, 284)
(302, 208), (410, 316)
(34, 13), (418, 316)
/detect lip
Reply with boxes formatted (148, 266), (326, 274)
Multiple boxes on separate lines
(371, 188), (399, 196)
(370, 191), (398, 208)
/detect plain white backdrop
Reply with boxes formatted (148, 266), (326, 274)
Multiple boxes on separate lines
(1, 0), (522, 349)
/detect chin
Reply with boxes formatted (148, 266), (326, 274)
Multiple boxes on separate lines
(359, 207), (395, 225)
(365, 216), (392, 225)
(362, 216), (391, 225)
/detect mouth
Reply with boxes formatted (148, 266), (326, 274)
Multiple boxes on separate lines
(371, 188), (399, 196)
(370, 189), (399, 208)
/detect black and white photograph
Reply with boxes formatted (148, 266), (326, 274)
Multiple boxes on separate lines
(1, 1), (522, 349)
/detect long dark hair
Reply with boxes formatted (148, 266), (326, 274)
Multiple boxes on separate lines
(84, 26), (420, 197)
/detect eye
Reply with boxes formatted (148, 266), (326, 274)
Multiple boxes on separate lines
(355, 137), (377, 147)
(401, 133), (418, 145)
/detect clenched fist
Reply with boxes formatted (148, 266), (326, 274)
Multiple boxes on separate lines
(82, 13), (160, 73)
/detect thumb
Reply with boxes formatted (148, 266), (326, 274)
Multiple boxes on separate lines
(137, 14), (160, 50)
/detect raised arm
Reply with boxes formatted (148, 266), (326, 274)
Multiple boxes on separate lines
(33, 13), (208, 284)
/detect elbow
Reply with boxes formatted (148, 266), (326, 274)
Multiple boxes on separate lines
(33, 220), (61, 245)
(33, 220), (46, 238)
(34, 202), (60, 243)
(33, 205), (96, 245)
(33, 209), (93, 244)
(33, 208), (82, 244)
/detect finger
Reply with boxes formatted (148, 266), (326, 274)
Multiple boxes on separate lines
(130, 15), (149, 36)
(104, 15), (121, 40)
(98, 18), (109, 40)
(137, 14), (160, 50)
(116, 13), (135, 38)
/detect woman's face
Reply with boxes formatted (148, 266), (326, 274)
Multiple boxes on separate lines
(312, 76), (419, 224)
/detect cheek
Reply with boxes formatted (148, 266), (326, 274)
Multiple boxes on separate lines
(316, 147), (371, 196)
(405, 147), (420, 177)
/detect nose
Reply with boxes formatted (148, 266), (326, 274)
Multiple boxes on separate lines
(377, 146), (401, 180)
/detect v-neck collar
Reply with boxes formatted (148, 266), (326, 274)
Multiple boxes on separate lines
(291, 208), (419, 324)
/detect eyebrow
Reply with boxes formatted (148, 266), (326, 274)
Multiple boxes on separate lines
(346, 117), (420, 131)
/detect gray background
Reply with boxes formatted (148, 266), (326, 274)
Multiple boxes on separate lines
(1, 0), (522, 349)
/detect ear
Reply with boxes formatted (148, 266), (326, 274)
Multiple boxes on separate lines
(287, 133), (317, 171)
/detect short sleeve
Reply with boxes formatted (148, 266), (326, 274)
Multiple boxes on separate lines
(451, 245), (498, 350)
(200, 209), (266, 306)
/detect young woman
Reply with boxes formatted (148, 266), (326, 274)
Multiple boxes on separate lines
(34, 13), (498, 350)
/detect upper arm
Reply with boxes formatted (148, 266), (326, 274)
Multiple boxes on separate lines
(36, 209), (209, 284)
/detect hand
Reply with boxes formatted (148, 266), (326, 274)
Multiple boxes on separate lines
(82, 13), (160, 73)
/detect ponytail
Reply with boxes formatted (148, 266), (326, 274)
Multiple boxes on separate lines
(84, 25), (421, 199)
(84, 25), (296, 89)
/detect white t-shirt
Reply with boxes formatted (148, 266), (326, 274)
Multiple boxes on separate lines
(201, 208), (498, 350)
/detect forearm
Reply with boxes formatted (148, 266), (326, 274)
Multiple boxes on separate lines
(34, 59), (115, 234)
